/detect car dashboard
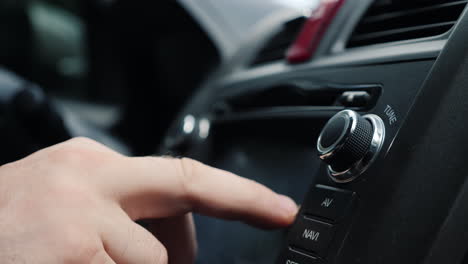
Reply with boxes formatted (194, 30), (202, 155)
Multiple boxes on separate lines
(161, 0), (468, 263)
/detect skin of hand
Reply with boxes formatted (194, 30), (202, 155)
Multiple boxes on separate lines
(0, 137), (298, 264)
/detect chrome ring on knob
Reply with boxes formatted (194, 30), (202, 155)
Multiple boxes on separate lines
(317, 111), (386, 183)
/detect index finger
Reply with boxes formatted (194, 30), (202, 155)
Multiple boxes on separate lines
(102, 157), (298, 229)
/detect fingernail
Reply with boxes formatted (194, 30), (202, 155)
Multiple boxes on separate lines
(278, 195), (298, 217)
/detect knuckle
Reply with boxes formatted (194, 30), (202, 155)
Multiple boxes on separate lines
(67, 137), (114, 155)
(178, 158), (202, 200)
(179, 158), (197, 180)
(68, 137), (99, 147)
(50, 143), (89, 165)
(49, 138), (116, 167)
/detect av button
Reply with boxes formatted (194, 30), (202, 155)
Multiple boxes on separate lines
(304, 185), (355, 222)
(289, 217), (334, 257)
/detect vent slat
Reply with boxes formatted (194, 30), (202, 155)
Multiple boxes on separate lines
(351, 21), (457, 42)
(363, 1), (468, 24)
(367, 0), (465, 15)
(350, 22), (455, 46)
(347, 0), (467, 48)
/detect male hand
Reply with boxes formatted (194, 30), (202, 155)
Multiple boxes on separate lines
(0, 138), (297, 264)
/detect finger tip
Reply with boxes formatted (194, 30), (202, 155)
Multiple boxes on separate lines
(277, 195), (298, 225)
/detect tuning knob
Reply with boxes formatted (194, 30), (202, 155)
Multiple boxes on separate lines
(317, 110), (385, 183)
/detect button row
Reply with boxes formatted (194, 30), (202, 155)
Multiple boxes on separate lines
(278, 185), (355, 263)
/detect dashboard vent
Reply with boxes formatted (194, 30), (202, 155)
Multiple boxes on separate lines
(250, 17), (306, 66)
(347, 0), (468, 48)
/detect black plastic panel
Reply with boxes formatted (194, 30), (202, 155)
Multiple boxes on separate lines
(164, 59), (435, 264)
